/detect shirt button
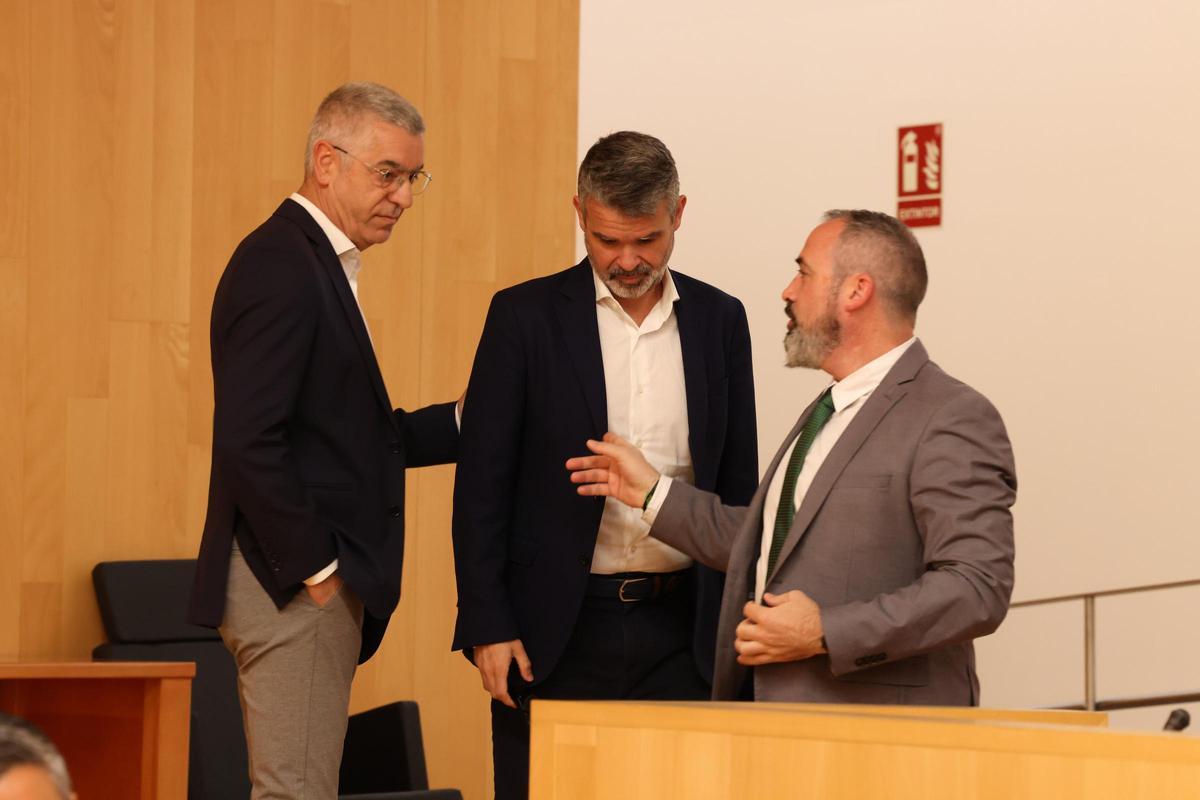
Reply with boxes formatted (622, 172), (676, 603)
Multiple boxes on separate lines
(388, 505), (401, 518)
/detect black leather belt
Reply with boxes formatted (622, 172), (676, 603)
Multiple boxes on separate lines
(586, 570), (688, 603)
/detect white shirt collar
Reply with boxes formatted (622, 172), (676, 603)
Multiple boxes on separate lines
(289, 192), (360, 262)
(591, 267), (680, 331)
(827, 337), (917, 412)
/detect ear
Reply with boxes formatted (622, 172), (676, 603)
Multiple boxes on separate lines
(671, 194), (687, 230)
(573, 196), (586, 231)
(842, 273), (875, 312)
(311, 140), (341, 187)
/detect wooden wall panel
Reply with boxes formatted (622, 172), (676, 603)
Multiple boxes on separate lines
(2, 2), (579, 798)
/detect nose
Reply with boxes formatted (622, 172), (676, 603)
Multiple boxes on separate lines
(615, 247), (641, 271)
(388, 178), (414, 210)
(782, 273), (801, 301)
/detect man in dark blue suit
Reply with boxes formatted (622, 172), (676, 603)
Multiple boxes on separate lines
(188, 83), (458, 799)
(452, 132), (758, 799)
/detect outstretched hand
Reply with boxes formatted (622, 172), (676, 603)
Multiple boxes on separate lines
(566, 432), (661, 509)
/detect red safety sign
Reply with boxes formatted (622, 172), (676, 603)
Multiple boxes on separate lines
(897, 124), (942, 228)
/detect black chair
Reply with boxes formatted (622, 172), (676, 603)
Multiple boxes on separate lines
(92, 559), (462, 800)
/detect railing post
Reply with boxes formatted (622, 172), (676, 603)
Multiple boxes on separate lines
(1084, 595), (1096, 711)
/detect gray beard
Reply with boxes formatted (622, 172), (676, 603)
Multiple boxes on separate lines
(604, 262), (667, 299)
(784, 310), (840, 369)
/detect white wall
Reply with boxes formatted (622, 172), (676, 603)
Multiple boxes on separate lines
(579, 0), (1200, 726)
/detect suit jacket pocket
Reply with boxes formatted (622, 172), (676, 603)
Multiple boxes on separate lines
(509, 536), (537, 566)
(837, 654), (928, 687)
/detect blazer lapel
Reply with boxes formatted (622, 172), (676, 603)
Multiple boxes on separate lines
(766, 341), (930, 582)
(673, 273), (711, 487)
(554, 261), (608, 434)
(276, 200), (399, 434)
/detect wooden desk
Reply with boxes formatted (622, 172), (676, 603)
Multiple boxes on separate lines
(0, 661), (194, 799)
(531, 700), (1200, 799)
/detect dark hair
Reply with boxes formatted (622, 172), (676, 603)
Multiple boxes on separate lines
(577, 131), (680, 217)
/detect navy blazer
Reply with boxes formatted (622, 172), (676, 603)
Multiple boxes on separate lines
(451, 260), (757, 685)
(188, 199), (458, 663)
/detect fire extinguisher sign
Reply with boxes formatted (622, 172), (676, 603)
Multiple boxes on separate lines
(897, 124), (942, 228)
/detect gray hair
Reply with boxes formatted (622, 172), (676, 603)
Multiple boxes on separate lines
(823, 209), (928, 321)
(0, 714), (73, 799)
(305, 82), (425, 175)
(577, 131), (680, 218)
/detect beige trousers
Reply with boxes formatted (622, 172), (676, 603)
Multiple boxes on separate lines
(219, 545), (363, 800)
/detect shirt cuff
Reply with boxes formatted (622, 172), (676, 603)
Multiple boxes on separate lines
(640, 475), (674, 526)
(304, 559), (338, 585)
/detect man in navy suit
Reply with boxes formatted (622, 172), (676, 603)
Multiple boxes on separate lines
(188, 83), (458, 799)
(452, 132), (758, 799)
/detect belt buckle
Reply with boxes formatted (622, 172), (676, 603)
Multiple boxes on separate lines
(617, 577), (649, 603)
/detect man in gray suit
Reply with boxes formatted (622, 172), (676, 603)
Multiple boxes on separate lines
(567, 209), (1016, 704)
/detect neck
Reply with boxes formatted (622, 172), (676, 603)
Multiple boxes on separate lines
(296, 180), (360, 249)
(615, 281), (664, 327)
(823, 326), (913, 381)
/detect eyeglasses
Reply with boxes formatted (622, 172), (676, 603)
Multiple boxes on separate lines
(331, 144), (432, 195)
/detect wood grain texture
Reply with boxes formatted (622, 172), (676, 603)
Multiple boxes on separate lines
(531, 701), (1200, 800)
(3, 2), (579, 797)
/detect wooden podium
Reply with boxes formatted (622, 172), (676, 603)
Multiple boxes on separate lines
(0, 661), (193, 799)
(531, 700), (1200, 799)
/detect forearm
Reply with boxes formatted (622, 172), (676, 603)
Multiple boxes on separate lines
(398, 401), (460, 466)
(649, 480), (748, 570)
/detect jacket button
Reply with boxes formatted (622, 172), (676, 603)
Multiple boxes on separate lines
(389, 505), (402, 518)
(578, 555), (589, 567)
(390, 442), (402, 454)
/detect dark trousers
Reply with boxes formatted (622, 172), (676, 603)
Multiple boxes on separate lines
(491, 577), (710, 800)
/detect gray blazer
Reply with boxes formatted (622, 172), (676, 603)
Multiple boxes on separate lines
(652, 340), (1016, 704)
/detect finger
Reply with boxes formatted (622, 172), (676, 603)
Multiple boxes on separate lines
(569, 468), (611, 484)
(585, 438), (626, 458)
(565, 455), (610, 470)
(763, 590), (800, 607)
(576, 483), (613, 497)
(494, 687), (516, 709)
(741, 601), (765, 623)
(737, 651), (774, 667)
(512, 641), (534, 682)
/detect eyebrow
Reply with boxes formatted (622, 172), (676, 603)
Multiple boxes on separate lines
(377, 159), (424, 172)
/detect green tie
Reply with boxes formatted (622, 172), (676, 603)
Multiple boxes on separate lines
(766, 388), (836, 578)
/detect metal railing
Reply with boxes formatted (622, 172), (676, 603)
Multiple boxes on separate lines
(1011, 577), (1200, 712)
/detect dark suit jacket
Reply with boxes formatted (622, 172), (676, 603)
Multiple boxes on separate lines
(451, 260), (758, 686)
(653, 340), (1017, 704)
(188, 199), (458, 663)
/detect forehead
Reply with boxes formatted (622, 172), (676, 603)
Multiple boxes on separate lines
(581, 197), (672, 235)
(357, 119), (424, 166)
(797, 219), (845, 273)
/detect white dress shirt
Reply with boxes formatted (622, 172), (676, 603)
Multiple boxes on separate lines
(288, 193), (371, 585)
(751, 338), (916, 600)
(591, 269), (694, 574)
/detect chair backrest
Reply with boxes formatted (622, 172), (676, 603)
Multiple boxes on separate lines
(92, 560), (218, 643)
(339, 701), (429, 793)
